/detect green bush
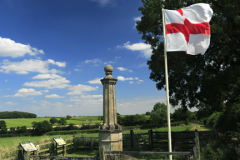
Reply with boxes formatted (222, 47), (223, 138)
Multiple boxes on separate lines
(206, 112), (222, 128)
(201, 131), (240, 160)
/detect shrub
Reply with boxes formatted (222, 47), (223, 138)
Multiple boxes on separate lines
(35, 120), (52, 133)
(58, 117), (67, 125)
(206, 112), (222, 128)
(50, 117), (58, 125)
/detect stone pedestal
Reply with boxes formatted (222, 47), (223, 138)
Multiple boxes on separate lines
(99, 65), (123, 152)
(99, 130), (123, 151)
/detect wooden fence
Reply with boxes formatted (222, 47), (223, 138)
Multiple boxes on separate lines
(1, 129), (211, 159)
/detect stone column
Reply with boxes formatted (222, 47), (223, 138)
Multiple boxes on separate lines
(99, 65), (123, 152)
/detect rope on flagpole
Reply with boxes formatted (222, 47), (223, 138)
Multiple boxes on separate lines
(162, 5), (172, 160)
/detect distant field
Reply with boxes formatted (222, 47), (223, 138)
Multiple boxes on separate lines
(0, 116), (103, 128)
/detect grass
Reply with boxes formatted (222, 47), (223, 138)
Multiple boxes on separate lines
(0, 123), (210, 150)
(0, 116), (103, 128)
(66, 150), (99, 157)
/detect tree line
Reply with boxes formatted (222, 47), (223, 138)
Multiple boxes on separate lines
(0, 111), (37, 119)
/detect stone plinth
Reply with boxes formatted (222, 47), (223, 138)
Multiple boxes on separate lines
(99, 130), (123, 151)
(99, 65), (123, 152)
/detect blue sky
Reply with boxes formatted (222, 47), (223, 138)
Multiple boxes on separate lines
(0, 0), (196, 117)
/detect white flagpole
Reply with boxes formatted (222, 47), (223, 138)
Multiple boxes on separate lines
(162, 6), (172, 160)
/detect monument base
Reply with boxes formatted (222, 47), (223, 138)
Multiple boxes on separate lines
(99, 129), (123, 151)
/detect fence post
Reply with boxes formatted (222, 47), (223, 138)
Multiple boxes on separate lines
(148, 129), (153, 150)
(0, 150), (1, 160)
(172, 132), (175, 152)
(130, 130), (134, 150)
(55, 142), (58, 156)
(91, 138), (93, 150)
(193, 129), (200, 160)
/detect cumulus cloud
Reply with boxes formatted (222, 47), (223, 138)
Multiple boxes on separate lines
(32, 74), (63, 79)
(117, 76), (133, 81)
(117, 67), (127, 71)
(0, 59), (64, 74)
(80, 95), (103, 99)
(117, 67), (133, 72)
(85, 59), (101, 64)
(90, 0), (118, 7)
(0, 37), (44, 58)
(88, 78), (103, 84)
(117, 41), (152, 58)
(104, 61), (114, 65)
(67, 84), (99, 95)
(134, 16), (141, 27)
(45, 94), (65, 98)
(129, 81), (134, 84)
(23, 76), (71, 89)
(74, 69), (81, 71)
(5, 102), (18, 105)
(4, 88), (43, 97)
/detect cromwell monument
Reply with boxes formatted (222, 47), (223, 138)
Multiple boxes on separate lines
(99, 65), (123, 151)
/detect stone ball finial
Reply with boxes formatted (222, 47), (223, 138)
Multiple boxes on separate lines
(104, 65), (114, 79)
(104, 65), (113, 72)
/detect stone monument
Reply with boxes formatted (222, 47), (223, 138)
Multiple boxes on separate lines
(99, 65), (123, 151)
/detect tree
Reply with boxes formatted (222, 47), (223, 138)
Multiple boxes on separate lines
(58, 117), (67, 125)
(150, 103), (167, 127)
(0, 120), (6, 129)
(35, 120), (52, 133)
(66, 115), (72, 120)
(136, 0), (240, 115)
(50, 117), (58, 125)
(137, 1), (240, 158)
(172, 108), (191, 122)
(146, 111), (151, 115)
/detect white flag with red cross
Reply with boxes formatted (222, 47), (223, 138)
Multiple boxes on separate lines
(164, 3), (213, 55)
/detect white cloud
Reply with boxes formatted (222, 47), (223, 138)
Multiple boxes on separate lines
(74, 69), (81, 71)
(134, 17), (141, 21)
(104, 61), (114, 65)
(129, 81), (134, 84)
(118, 41), (152, 58)
(4, 88), (43, 97)
(67, 84), (99, 95)
(5, 79), (8, 82)
(80, 95), (103, 99)
(88, 78), (103, 84)
(137, 80), (144, 84)
(5, 102), (18, 105)
(115, 56), (121, 60)
(117, 76), (133, 81)
(129, 70), (133, 72)
(32, 74), (63, 79)
(45, 94), (65, 98)
(23, 76), (71, 89)
(135, 77), (139, 80)
(90, 0), (118, 7)
(0, 37), (44, 58)
(0, 59), (64, 74)
(117, 67), (127, 71)
(85, 59), (101, 64)
(134, 16), (142, 28)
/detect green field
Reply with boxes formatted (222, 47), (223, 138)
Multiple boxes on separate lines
(0, 123), (210, 150)
(0, 116), (103, 128)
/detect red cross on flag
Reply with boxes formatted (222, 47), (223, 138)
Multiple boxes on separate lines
(164, 3), (213, 55)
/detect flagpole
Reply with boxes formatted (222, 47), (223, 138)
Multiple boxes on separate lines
(162, 5), (172, 160)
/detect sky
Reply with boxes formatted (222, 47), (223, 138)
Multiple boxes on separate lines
(0, 0), (197, 117)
